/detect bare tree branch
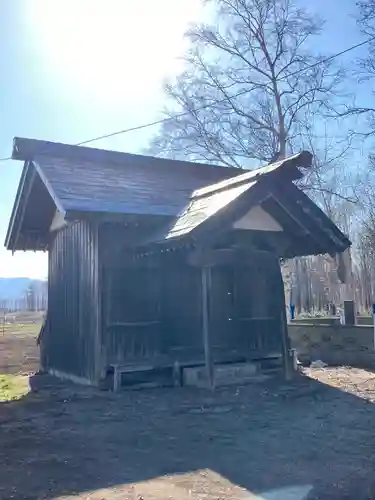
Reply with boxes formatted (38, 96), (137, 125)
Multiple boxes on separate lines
(147, 0), (346, 168)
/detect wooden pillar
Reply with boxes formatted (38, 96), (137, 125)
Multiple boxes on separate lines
(280, 309), (294, 381)
(277, 260), (294, 380)
(201, 266), (215, 389)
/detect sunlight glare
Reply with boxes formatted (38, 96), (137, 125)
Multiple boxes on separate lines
(25, 0), (202, 104)
(50, 469), (313, 500)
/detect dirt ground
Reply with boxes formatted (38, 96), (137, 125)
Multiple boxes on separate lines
(2, 333), (375, 499)
(0, 327), (40, 375)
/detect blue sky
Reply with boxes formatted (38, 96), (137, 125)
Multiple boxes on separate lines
(0, 0), (367, 278)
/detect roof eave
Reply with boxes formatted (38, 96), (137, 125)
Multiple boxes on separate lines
(31, 160), (66, 217)
(146, 179), (352, 256)
(4, 161), (34, 252)
(5, 160), (65, 253)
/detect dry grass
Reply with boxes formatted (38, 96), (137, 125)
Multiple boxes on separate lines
(0, 374), (30, 401)
(0, 315), (41, 401)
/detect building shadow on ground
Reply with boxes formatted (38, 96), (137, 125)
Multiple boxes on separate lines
(1, 370), (375, 499)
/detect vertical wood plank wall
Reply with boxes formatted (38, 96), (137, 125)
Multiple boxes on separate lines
(99, 223), (165, 365)
(99, 225), (205, 366)
(44, 220), (101, 382)
(97, 222), (285, 373)
(161, 260), (204, 360)
(42, 219), (287, 382)
(208, 253), (284, 362)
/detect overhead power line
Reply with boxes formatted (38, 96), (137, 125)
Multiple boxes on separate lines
(1, 34), (374, 163)
(75, 35), (375, 147)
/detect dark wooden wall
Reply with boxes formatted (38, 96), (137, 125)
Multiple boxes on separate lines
(161, 257), (204, 362)
(43, 220), (101, 382)
(209, 254), (285, 362)
(42, 218), (286, 381)
(102, 261), (205, 366)
(99, 222), (163, 365)
(98, 222), (286, 370)
(99, 223), (205, 366)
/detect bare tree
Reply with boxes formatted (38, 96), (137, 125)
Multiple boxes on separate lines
(290, 124), (357, 209)
(283, 122), (360, 316)
(149, 0), (344, 166)
(357, 0), (375, 81)
(25, 284), (36, 312)
(349, 160), (375, 311)
(334, 1), (375, 134)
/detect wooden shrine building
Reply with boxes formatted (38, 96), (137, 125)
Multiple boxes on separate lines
(5, 138), (351, 388)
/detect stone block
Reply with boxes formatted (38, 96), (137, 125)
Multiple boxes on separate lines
(183, 362), (258, 388)
(344, 300), (355, 325)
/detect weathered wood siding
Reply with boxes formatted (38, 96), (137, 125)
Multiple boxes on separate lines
(102, 260), (205, 366)
(161, 260), (204, 362)
(103, 265), (163, 364)
(99, 222), (286, 369)
(43, 220), (101, 382)
(209, 253), (285, 361)
(99, 222), (163, 365)
(99, 224), (205, 366)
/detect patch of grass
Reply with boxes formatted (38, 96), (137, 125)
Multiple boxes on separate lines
(1, 322), (41, 336)
(0, 374), (30, 401)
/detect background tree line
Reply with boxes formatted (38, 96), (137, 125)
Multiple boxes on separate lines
(0, 280), (48, 313)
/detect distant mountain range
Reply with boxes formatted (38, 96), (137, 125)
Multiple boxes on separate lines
(0, 277), (47, 300)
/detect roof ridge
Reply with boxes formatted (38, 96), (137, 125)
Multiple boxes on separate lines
(12, 137), (240, 175)
(191, 151), (312, 199)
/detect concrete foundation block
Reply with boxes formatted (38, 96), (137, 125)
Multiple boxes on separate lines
(183, 362), (258, 388)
